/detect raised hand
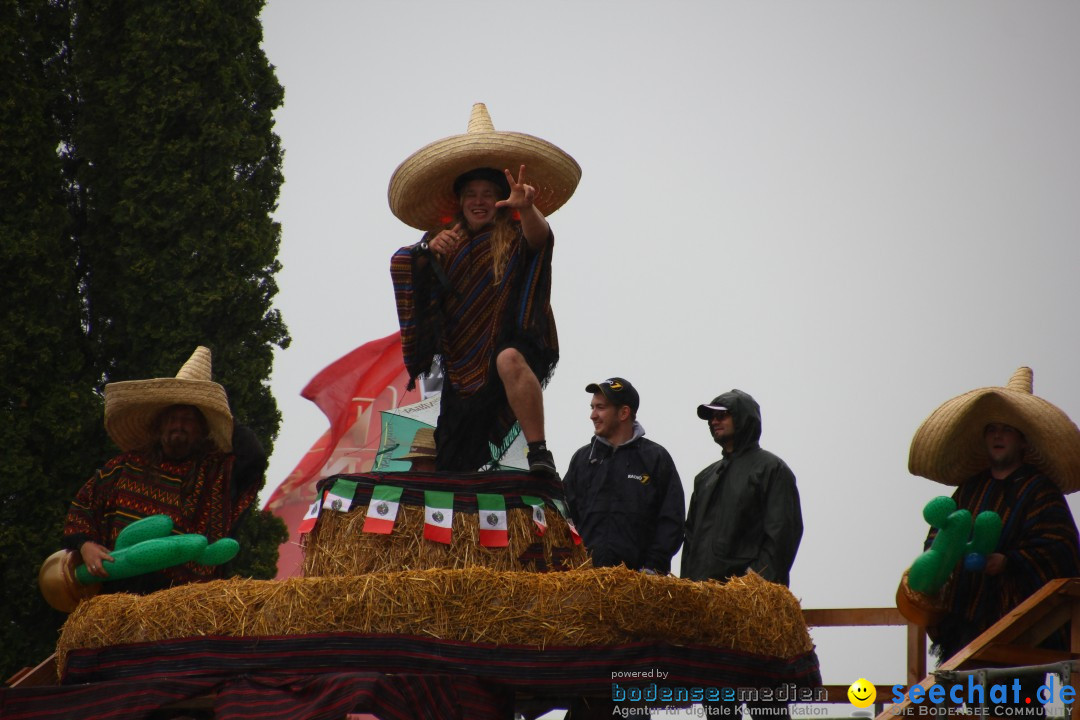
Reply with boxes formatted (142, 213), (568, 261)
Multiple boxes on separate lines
(495, 165), (537, 210)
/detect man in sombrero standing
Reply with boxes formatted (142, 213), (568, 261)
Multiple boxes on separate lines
(388, 104), (580, 474)
(61, 346), (267, 595)
(908, 367), (1080, 713)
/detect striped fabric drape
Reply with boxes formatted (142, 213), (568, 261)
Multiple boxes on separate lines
(0, 634), (820, 720)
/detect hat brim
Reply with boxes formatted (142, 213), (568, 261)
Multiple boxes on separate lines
(399, 451), (437, 462)
(586, 383), (639, 412)
(388, 130), (581, 231)
(104, 378), (233, 453)
(697, 404), (727, 420)
(908, 386), (1080, 493)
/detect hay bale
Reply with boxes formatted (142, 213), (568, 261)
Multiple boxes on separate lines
(302, 472), (587, 575)
(57, 568), (815, 673)
(305, 503), (585, 575)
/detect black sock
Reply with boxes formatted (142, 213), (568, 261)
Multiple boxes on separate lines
(527, 440), (547, 453)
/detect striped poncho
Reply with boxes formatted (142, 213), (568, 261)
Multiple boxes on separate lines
(926, 464), (1080, 659)
(390, 222), (558, 471)
(62, 425), (266, 593)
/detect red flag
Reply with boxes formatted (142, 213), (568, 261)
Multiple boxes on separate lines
(263, 331), (422, 578)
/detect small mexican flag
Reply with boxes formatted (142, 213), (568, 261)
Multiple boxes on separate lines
(520, 495), (547, 536)
(363, 485), (404, 534)
(551, 498), (582, 545)
(476, 493), (508, 547)
(298, 494), (323, 535)
(423, 490), (454, 544)
(565, 518), (582, 545)
(322, 478), (358, 512)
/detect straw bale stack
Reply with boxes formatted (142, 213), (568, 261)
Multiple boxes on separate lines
(304, 501), (586, 575)
(57, 567), (813, 674)
(302, 472), (587, 575)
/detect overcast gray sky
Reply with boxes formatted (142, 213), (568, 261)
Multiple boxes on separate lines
(259, 0), (1080, 690)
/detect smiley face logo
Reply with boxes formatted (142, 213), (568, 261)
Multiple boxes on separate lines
(848, 678), (876, 708)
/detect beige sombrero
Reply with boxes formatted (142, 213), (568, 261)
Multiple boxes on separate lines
(399, 427), (437, 463)
(388, 103), (581, 231)
(908, 367), (1080, 493)
(104, 346), (233, 453)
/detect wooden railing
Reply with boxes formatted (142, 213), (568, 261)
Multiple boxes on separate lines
(5, 653), (56, 688)
(874, 578), (1080, 720)
(802, 606), (926, 712)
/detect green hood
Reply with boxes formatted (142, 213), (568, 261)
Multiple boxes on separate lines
(712, 389), (762, 455)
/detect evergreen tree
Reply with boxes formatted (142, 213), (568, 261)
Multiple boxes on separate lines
(226, 509), (291, 582)
(0, 0), (104, 680)
(1, 0), (288, 681)
(68, 0), (288, 436)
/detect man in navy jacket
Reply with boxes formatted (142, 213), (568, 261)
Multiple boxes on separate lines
(562, 377), (684, 574)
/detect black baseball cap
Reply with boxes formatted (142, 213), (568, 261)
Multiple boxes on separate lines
(585, 377), (640, 413)
(697, 396), (729, 420)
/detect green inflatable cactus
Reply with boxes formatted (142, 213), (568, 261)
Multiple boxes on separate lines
(74, 515), (239, 585)
(907, 496), (1002, 594)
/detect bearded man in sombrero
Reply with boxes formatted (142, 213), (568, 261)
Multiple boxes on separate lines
(907, 367), (1080, 710)
(388, 103), (580, 474)
(60, 347), (267, 595)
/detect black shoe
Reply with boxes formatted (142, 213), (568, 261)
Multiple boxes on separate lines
(527, 448), (558, 476)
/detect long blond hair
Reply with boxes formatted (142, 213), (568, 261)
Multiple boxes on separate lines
(453, 169), (518, 282)
(487, 211), (517, 283)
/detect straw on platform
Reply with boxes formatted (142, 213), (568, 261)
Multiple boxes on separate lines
(56, 567), (814, 675)
(303, 503), (586, 575)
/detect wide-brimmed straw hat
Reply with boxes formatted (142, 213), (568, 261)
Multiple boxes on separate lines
(388, 103), (581, 231)
(104, 346), (233, 453)
(399, 427), (437, 463)
(908, 367), (1080, 493)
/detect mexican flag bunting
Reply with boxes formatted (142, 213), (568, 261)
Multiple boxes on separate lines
(322, 478), (358, 513)
(520, 495), (547, 536)
(423, 490), (454, 544)
(297, 494), (323, 535)
(566, 520), (582, 545)
(363, 485), (404, 534)
(476, 493), (508, 547)
(551, 498), (582, 545)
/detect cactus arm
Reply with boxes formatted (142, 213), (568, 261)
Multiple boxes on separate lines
(112, 515), (174, 550)
(72, 515), (240, 585)
(909, 505), (972, 594)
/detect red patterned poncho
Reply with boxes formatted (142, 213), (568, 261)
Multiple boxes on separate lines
(62, 425), (266, 593)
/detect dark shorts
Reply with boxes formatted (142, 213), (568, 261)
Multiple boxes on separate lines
(435, 338), (551, 472)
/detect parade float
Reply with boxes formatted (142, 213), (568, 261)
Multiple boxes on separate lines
(9, 324), (824, 718)
(3, 104), (822, 720)
(12, 458), (821, 719)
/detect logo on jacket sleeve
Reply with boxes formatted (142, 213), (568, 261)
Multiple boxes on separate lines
(627, 473), (651, 484)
